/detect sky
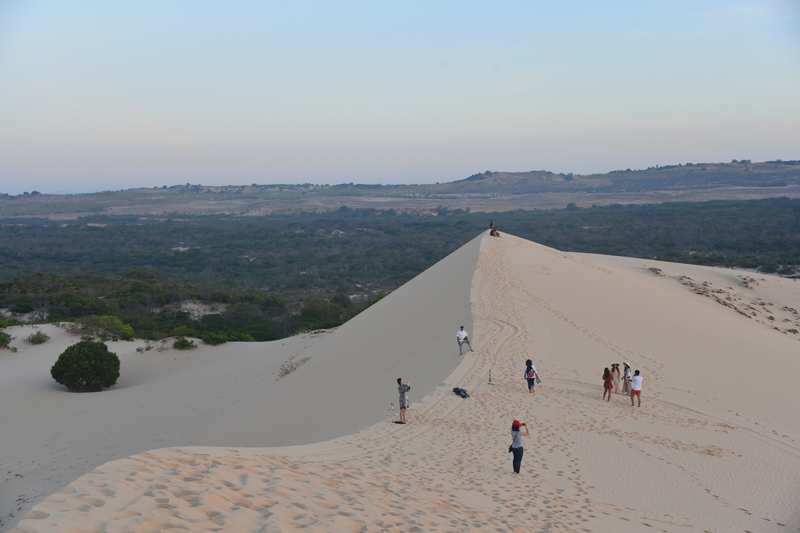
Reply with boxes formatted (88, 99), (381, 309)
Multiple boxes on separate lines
(0, 1), (799, 194)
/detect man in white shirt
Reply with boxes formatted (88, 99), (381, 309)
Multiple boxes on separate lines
(456, 326), (473, 355)
(631, 370), (643, 407)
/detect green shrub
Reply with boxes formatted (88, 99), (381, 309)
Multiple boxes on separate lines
(299, 297), (343, 324)
(201, 332), (228, 346)
(51, 339), (120, 392)
(13, 296), (34, 313)
(69, 315), (135, 341)
(0, 331), (11, 349)
(25, 330), (51, 345)
(330, 293), (353, 309)
(173, 337), (196, 350)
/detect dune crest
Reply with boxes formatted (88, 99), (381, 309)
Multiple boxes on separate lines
(10, 233), (800, 532)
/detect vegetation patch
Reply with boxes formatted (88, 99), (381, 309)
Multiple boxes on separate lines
(173, 336), (196, 350)
(25, 330), (51, 344)
(278, 356), (311, 378)
(50, 339), (120, 392)
(0, 331), (11, 349)
(201, 332), (228, 346)
(67, 315), (135, 341)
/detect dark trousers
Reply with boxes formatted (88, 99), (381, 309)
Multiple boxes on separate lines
(526, 377), (535, 390)
(512, 447), (524, 473)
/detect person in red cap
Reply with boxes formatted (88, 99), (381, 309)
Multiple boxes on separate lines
(509, 420), (529, 475)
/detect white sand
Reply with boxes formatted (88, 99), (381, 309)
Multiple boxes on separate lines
(1, 233), (480, 531)
(5, 232), (800, 532)
(0, 326), (325, 530)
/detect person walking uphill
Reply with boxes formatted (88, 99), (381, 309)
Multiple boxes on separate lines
(456, 326), (473, 355)
(397, 378), (411, 423)
(509, 420), (530, 475)
(524, 359), (537, 393)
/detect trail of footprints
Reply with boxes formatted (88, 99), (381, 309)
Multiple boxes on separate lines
(649, 268), (800, 341)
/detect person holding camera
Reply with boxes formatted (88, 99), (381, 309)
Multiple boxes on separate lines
(397, 378), (411, 424)
(509, 420), (530, 475)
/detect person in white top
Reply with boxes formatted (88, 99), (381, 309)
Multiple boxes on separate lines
(456, 326), (473, 355)
(630, 370), (643, 407)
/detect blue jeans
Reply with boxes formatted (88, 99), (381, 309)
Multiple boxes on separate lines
(526, 377), (535, 390)
(512, 447), (524, 473)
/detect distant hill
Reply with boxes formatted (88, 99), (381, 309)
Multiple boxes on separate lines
(1, 160), (799, 218)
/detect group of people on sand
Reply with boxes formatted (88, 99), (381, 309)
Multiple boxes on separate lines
(489, 220), (501, 237)
(603, 362), (643, 406)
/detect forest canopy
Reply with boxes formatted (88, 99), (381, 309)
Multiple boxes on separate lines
(1, 197), (798, 342)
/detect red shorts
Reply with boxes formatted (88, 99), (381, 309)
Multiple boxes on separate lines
(631, 390), (641, 397)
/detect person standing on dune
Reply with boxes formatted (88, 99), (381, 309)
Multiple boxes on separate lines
(611, 363), (621, 394)
(622, 363), (632, 394)
(397, 378), (411, 423)
(457, 326), (473, 355)
(602, 367), (613, 401)
(509, 420), (530, 475)
(631, 370), (643, 407)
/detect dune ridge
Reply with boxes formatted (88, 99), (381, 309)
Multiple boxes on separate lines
(9, 232), (800, 532)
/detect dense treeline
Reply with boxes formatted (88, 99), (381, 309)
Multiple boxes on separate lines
(0, 270), (382, 341)
(2, 198), (799, 287)
(1, 197), (798, 342)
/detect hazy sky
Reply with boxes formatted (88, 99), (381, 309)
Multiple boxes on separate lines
(1, 1), (799, 194)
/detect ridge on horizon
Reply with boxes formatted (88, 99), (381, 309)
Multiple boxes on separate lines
(2, 158), (799, 197)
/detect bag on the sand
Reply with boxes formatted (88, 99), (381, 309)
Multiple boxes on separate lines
(452, 387), (470, 398)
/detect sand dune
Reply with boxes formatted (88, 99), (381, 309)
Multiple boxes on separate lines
(6, 232), (800, 532)
(0, 325), (326, 531)
(1, 234), (479, 531)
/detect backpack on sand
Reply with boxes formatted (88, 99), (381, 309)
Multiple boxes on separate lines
(452, 387), (470, 398)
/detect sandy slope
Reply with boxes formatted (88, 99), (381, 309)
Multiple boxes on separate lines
(0, 326), (326, 531)
(0, 233), (480, 532)
(7, 232), (800, 532)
